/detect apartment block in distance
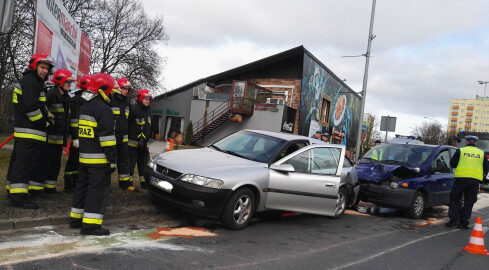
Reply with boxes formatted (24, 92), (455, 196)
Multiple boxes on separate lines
(448, 96), (489, 136)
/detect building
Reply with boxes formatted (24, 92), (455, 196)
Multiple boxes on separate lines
(448, 96), (489, 136)
(150, 46), (362, 158)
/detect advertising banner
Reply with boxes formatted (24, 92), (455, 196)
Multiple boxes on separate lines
(281, 106), (296, 133)
(34, 0), (91, 84)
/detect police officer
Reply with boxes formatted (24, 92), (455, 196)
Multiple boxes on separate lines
(446, 135), (489, 229)
(35, 68), (74, 193)
(8, 53), (54, 208)
(128, 89), (152, 189)
(112, 78), (135, 191)
(371, 140), (383, 161)
(69, 73), (117, 236)
(63, 75), (91, 193)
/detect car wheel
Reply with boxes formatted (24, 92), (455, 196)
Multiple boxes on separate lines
(405, 191), (425, 219)
(221, 188), (255, 230)
(333, 187), (347, 218)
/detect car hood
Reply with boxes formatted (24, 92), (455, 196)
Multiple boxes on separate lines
(355, 162), (420, 184)
(153, 148), (265, 178)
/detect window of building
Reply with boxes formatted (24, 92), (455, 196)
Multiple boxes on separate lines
(319, 94), (332, 126)
(477, 104), (480, 108)
(462, 103), (465, 106)
(460, 122), (463, 125)
(475, 116), (479, 120)
(466, 122), (471, 126)
(454, 103), (459, 106)
(460, 116), (464, 119)
(469, 103), (474, 107)
(476, 110), (479, 113)
(474, 123), (478, 127)
(461, 109), (464, 113)
(451, 121), (456, 124)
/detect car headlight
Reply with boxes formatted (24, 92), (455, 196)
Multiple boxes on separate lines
(147, 158), (155, 169)
(389, 182), (399, 189)
(180, 174), (224, 189)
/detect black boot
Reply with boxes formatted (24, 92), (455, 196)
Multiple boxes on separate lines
(64, 174), (73, 193)
(8, 194), (39, 209)
(81, 227), (110, 236)
(140, 182), (147, 190)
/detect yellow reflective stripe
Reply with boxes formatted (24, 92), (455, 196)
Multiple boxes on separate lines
(14, 132), (46, 142)
(10, 188), (28, 193)
(100, 140), (116, 147)
(28, 113), (43, 121)
(79, 119), (97, 127)
(65, 171), (79, 175)
(83, 217), (103, 225)
(119, 177), (131, 181)
(125, 112), (129, 118)
(39, 96), (46, 102)
(43, 184), (56, 188)
(123, 138), (128, 142)
(128, 142), (138, 147)
(28, 185), (44, 190)
(71, 123), (79, 127)
(79, 158), (109, 164)
(49, 108), (65, 112)
(136, 121), (145, 125)
(70, 212), (83, 219)
(112, 111), (121, 115)
(48, 139), (64, 144)
(14, 88), (22, 95)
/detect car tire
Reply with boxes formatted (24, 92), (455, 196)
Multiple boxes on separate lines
(405, 191), (425, 219)
(333, 187), (347, 218)
(221, 188), (255, 230)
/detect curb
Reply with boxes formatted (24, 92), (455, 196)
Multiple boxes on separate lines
(0, 206), (159, 231)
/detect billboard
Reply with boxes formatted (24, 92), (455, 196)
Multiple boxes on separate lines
(34, 0), (91, 84)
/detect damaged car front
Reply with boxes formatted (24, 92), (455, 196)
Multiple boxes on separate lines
(356, 143), (454, 218)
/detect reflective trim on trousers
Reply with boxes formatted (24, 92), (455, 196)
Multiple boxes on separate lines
(128, 140), (138, 147)
(118, 174), (131, 181)
(28, 181), (44, 190)
(79, 153), (109, 164)
(71, 207), (84, 219)
(65, 170), (79, 175)
(43, 180), (57, 189)
(9, 183), (29, 193)
(83, 212), (104, 225)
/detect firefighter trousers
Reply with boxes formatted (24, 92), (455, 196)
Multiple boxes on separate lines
(116, 142), (131, 188)
(129, 145), (149, 186)
(35, 143), (63, 191)
(70, 165), (111, 230)
(64, 142), (80, 191)
(9, 140), (43, 201)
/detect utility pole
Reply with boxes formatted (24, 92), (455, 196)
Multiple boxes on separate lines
(354, 0), (376, 163)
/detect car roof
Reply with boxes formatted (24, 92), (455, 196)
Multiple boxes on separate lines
(382, 143), (455, 149)
(244, 129), (327, 144)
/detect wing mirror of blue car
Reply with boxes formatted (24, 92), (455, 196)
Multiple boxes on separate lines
(270, 164), (295, 172)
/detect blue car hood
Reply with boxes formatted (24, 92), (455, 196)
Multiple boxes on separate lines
(356, 162), (416, 184)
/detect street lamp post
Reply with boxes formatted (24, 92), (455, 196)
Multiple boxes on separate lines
(424, 116), (441, 145)
(354, 0), (376, 163)
(478, 81), (489, 132)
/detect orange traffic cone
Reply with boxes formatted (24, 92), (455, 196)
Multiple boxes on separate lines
(462, 217), (489, 255)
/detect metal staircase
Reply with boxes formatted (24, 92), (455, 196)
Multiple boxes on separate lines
(191, 101), (232, 144)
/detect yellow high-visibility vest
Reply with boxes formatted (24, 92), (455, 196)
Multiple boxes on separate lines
(371, 148), (383, 160)
(454, 146), (484, 181)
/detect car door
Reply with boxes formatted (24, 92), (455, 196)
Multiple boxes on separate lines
(429, 149), (454, 205)
(265, 145), (344, 216)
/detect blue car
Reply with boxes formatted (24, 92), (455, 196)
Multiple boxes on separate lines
(356, 143), (456, 219)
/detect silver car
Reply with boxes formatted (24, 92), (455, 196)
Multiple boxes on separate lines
(145, 130), (359, 230)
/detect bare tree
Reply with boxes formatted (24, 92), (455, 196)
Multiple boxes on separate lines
(411, 122), (447, 145)
(360, 113), (381, 155)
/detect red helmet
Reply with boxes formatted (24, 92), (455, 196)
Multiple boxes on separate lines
(28, 53), (54, 71)
(51, 68), (75, 87)
(87, 73), (116, 97)
(136, 89), (152, 103)
(116, 78), (132, 89)
(77, 74), (92, 90)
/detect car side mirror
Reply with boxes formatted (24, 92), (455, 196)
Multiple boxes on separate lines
(270, 164), (295, 172)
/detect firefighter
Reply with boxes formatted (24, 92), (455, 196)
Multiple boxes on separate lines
(112, 78), (136, 191)
(128, 89), (152, 189)
(8, 53), (54, 209)
(69, 73), (117, 235)
(63, 75), (91, 193)
(34, 68), (74, 193)
(446, 135), (489, 229)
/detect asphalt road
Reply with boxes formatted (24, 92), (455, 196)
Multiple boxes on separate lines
(1, 194), (489, 270)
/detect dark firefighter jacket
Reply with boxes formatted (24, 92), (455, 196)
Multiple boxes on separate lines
(13, 71), (49, 144)
(69, 90), (86, 140)
(46, 87), (71, 146)
(78, 95), (117, 167)
(128, 103), (151, 148)
(110, 94), (130, 144)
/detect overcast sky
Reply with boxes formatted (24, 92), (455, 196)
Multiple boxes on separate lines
(140, 0), (489, 138)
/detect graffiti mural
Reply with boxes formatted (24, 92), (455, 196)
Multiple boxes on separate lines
(299, 54), (361, 151)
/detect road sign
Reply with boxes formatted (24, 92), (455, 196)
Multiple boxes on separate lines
(380, 116), (396, 132)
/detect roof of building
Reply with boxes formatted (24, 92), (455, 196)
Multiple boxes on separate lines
(154, 45), (359, 101)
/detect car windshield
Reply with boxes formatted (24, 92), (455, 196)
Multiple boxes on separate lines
(362, 144), (435, 166)
(210, 131), (286, 163)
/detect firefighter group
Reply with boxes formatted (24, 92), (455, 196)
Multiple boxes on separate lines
(6, 53), (153, 236)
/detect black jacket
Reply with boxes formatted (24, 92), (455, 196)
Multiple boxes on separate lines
(13, 71), (50, 144)
(69, 90), (86, 140)
(128, 102), (151, 147)
(110, 94), (130, 144)
(78, 95), (117, 167)
(46, 87), (71, 146)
